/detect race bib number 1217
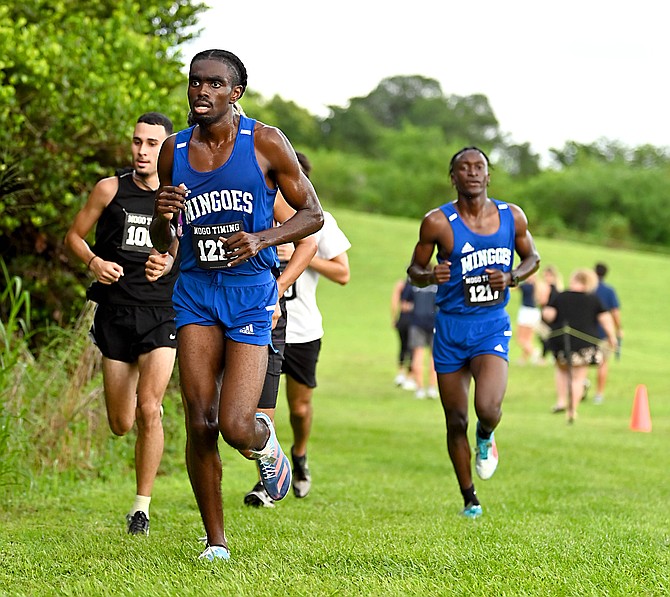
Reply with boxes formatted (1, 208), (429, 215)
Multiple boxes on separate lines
(463, 273), (504, 306)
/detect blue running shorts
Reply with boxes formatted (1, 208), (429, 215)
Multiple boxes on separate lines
(173, 270), (278, 346)
(433, 310), (512, 374)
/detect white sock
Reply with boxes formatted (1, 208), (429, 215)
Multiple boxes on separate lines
(130, 495), (151, 517)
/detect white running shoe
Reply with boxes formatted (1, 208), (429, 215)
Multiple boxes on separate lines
(291, 449), (311, 499)
(402, 379), (417, 391)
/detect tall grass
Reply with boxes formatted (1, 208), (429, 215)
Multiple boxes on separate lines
(1, 259), (119, 483)
(1, 210), (668, 595)
(0, 258), (33, 490)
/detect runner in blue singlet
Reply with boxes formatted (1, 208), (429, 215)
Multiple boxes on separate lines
(407, 147), (540, 519)
(149, 50), (323, 562)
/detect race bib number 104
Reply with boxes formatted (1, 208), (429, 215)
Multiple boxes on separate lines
(122, 212), (153, 254)
(463, 273), (504, 306)
(192, 220), (243, 269)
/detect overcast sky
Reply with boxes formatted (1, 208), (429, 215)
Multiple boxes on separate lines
(182, 0), (668, 159)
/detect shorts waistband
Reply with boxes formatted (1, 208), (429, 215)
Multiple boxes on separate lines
(438, 308), (508, 322)
(182, 268), (274, 287)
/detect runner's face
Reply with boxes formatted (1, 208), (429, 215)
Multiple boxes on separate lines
(188, 59), (242, 125)
(132, 123), (168, 176)
(450, 150), (490, 197)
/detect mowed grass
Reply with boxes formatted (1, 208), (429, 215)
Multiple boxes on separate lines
(1, 207), (668, 596)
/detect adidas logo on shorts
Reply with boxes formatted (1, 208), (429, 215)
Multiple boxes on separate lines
(239, 324), (255, 335)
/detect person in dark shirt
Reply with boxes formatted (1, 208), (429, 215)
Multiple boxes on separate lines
(406, 283), (438, 399)
(64, 112), (176, 537)
(542, 268), (617, 423)
(592, 263), (623, 404)
(391, 277), (414, 388)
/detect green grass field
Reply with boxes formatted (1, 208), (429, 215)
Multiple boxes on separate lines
(1, 207), (668, 596)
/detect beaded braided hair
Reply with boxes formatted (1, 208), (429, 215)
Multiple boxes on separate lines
(190, 49), (248, 97)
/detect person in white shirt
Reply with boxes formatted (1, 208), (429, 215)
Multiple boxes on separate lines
(245, 152), (351, 506)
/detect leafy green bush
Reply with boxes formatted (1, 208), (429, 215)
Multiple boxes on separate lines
(0, 0), (206, 332)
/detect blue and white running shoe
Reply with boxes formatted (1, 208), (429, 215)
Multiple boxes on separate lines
(475, 430), (499, 480)
(461, 503), (483, 519)
(199, 545), (230, 561)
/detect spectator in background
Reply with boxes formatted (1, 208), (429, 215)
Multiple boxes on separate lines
(535, 265), (563, 363)
(542, 268), (617, 423)
(406, 283), (438, 399)
(245, 151), (351, 505)
(390, 277), (414, 388)
(515, 273), (542, 365)
(592, 263), (623, 404)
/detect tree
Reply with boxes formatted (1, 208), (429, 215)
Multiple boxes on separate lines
(494, 141), (541, 178)
(322, 104), (386, 156)
(239, 92), (324, 149)
(350, 75), (443, 128)
(322, 76), (504, 157)
(0, 0), (206, 330)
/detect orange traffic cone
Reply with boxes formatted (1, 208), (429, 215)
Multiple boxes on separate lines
(630, 384), (652, 432)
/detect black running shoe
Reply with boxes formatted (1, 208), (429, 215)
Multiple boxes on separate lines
(126, 511), (149, 536)
(243, 481), (275, 508)
(291, 448), (311, 498)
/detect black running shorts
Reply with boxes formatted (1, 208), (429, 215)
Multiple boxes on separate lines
(90, 304), (177, 363)
(281, 338), (322, 389)
(257, 297), (287, 409)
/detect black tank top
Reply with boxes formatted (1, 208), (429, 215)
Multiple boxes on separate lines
(87, 171), (178, 306)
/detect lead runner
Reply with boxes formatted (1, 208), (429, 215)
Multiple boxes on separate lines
(149, 49), (323, 561)
(407, 146), (540, 518)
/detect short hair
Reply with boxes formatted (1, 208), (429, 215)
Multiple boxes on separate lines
(449, 146), (491, 175)
(190, 49), (248, 97)
(595, 263), (608, 278)
(137, 112), (173, 135)
(296, 152), (312, 178)
(571, 268), (599, 293)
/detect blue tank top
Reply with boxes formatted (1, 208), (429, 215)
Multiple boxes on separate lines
(436, 199), (516, 317)
(172, 115), (278, 279)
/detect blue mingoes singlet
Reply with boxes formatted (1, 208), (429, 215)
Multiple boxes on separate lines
(436, 199), (516, 317)
(172, 115), (278, 278)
